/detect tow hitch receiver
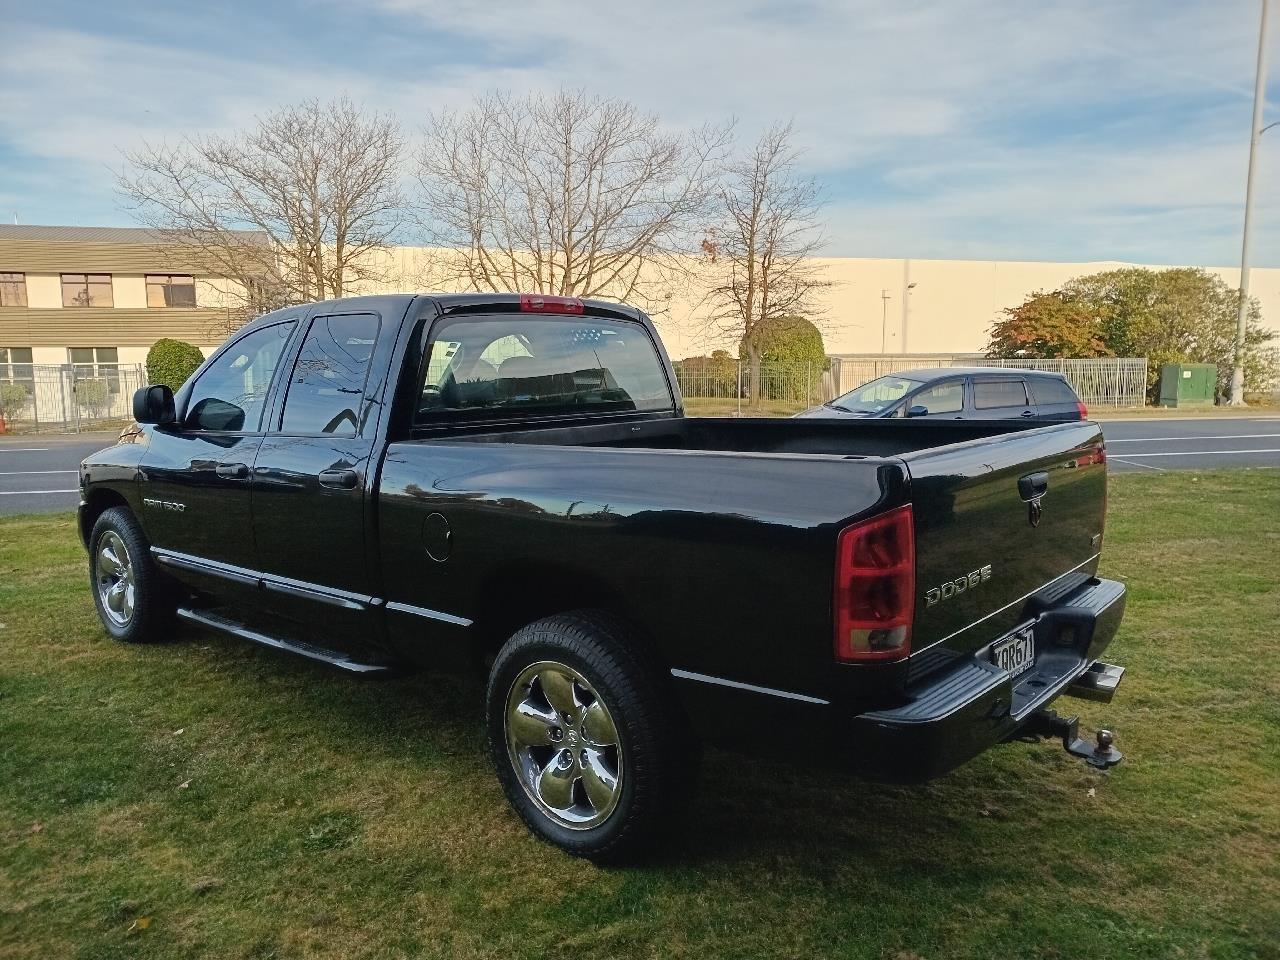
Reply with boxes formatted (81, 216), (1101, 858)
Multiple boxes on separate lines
(1022, 709), (1124, 770)
(1065, 661), (1125, 704)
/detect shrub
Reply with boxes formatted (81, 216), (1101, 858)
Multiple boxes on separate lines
(75, 379), (111, 418)
(146, 339), (206, 389)
(740, 315), (830, 401)
(0, 382), (30, 418)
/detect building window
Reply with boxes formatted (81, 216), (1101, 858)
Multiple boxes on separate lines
(146, 274), (197, 308)
(61, 274), (113, 308)
(0, 273), (27, 307)
(69, 347), (120, 393)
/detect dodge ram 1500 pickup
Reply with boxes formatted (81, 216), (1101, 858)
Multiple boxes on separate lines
(79, 292), (1127, 860)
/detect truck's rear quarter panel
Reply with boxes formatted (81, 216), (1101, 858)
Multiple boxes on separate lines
(377, 441), (902, 699)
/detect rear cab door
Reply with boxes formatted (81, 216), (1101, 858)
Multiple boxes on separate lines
(247, 304), (402, 654)
(1026, 375), (1084, 420)
(972, 375), (1034, 420)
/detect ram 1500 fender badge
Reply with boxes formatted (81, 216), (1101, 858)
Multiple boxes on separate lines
(142, 497), (186, 512)
(925, 564), (992, 607)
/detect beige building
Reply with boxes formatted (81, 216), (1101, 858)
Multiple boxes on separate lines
(3, 223), (1276, 380)
(0, 225), (246, 374)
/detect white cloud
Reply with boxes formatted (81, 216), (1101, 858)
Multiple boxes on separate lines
(1, 0), (1277, 263)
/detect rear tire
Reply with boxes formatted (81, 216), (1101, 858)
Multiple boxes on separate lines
(486, 611), (691, 862)
(89, 506), (175, 644)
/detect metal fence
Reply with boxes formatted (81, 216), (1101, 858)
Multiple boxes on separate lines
(673, 354), (1149, 416)
(672, 360), (839, 416)
(0, 363), (148, 433)
(829, 355), (1149, 408)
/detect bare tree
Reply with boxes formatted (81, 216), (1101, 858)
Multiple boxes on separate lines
(697, 123), (829, 406)
(118, 97), (405, 328)
(417, 89), (731, 310)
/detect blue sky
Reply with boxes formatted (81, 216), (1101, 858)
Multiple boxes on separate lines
(2, 0), (1278, 266)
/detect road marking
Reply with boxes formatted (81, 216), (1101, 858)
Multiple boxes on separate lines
(1109, 457), (1167, 472)
(0, 447), (51, 452)
(0, 489), (78, 495)
(0, 470), (77, 476)
(1108, 433), (1280, 443)
(1114, 448), (1280, 458)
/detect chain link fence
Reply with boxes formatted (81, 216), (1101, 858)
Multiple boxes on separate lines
(674, 355), (1148, 416)
(0, 363), (148, 433)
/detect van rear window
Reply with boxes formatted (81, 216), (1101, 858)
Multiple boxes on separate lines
(415, 315), (674, 422)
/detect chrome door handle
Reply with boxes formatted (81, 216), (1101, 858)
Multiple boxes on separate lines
(1020, 409), (1035, 418)
(215, 462), (249, 480)
(318, 469), (359, 490)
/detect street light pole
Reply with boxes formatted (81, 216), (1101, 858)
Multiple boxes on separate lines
(880, 289), (891, 353)
(1230, 0), (1272, 405)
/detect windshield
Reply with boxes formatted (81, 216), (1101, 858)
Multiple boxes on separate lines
(828, 375), (921, 413)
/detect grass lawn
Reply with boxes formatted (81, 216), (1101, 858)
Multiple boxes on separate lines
(2, 471), (1277, 959)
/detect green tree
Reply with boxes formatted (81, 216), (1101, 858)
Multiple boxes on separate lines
(989, 267), (1278, 402)
(987, 290), (1110, 359)
(146, 339), (206, 389)
(1065, 267), (1276, 401)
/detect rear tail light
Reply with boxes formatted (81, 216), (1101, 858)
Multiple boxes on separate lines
(520, 293), (584, 315)
(833, 504), (915, 662)
(1076, 400), (1089, 419)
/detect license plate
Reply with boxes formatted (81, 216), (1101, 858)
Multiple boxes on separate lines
(992, 628), (1035, 678)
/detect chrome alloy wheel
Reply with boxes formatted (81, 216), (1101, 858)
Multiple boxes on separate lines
(95, 531), (136, 627)
(504, 661), (623, 830)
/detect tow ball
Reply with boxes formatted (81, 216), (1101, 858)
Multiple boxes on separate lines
(1023, 709), (1124, 769)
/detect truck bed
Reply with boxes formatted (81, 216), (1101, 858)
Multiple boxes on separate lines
(422, 414), (1044, 458)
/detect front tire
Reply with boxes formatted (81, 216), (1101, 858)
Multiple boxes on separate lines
(89, 506), (175, 643)
(486, 611), (690, 862)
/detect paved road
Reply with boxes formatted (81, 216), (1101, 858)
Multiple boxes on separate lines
(2, 416), (1278, 516)
(0, 432), (116, 515)
(1100, 415), (1280, 473)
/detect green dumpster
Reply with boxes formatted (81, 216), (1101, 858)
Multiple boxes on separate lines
(1158, 363), (1217, 408)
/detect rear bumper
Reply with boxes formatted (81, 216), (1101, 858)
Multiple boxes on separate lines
(845, 576), (1127, 782)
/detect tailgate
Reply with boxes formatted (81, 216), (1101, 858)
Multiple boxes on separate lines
(902, 421), (1107, 669)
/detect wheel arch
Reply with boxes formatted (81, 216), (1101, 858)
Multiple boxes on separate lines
(79, 487), (134, 548)
(467, 563), (666, 676)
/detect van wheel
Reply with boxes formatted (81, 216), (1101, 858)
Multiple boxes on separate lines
(89, 506), (175, 644)
(486, 612), (689, 862)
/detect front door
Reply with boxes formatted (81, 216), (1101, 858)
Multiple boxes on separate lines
(139, 320), (298, 603)
(249, 311), (390, 654)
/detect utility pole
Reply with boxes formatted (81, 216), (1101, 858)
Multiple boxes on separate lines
(880, 289), (892, 353)
(1230, 0), (1272, 405)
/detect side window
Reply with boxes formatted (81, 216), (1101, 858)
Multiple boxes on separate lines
(973, 378), (1029, 410)
(184, 322), (295, 431)
(912, 380), (964, 414)
(278, 313), (381, 436)
(1027, 377), (1079, 405)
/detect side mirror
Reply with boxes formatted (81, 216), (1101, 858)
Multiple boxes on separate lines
(133, 385), (176, 425)
(906, 404), (929, 418)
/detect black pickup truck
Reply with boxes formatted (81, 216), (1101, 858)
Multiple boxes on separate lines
(79, 293), (1127, 860)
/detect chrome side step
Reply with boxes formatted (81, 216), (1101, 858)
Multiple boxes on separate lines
(1064, 661), (1125, 704)
(176, 607), (396, 676)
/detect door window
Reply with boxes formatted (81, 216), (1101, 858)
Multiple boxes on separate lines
(910, 379), (964, 414)
(184, 322), (296, 431)
(973, 378), (1029, 409)
(278, 313), (381, 436)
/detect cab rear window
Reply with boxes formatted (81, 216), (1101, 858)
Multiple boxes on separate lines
(415, 315), (674, 422)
